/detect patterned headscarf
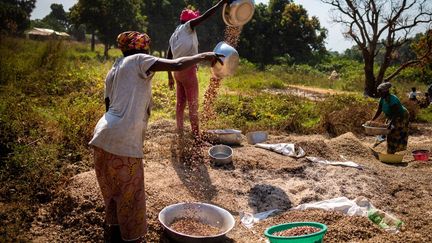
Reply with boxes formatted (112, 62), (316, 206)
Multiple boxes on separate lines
(180, 9), (200, 22)
(377, 82), (392, 92)
(117, 31), (151, 52)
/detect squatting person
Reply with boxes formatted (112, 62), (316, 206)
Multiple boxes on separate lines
(371, 82), (410, 154)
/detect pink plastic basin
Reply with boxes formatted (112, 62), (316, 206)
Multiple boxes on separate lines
(412, 150), (430, 161)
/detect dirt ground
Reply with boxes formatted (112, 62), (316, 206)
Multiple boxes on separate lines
(263, 85), (355, 101)
(29, 120), (432, 242)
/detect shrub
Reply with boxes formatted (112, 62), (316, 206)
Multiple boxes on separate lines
(317, 94), (377, 136)
(398, 96), (421, 122)
(417, 105), (432, 122)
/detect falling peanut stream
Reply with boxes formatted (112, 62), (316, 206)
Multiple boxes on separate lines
(201, 26), (243, 125)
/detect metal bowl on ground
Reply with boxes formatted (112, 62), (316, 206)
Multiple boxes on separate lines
(378, 153), (404, 163)
(211, 41), (239, 79)
(246, 131), (268, 145)
(222, 0), (255, 27)
(158, 202), (235, 243)
(206, 129), (242, 145)
(362, 124), (391, 136)
(208, 145), (233, 165)
(412, 150), (430, 161)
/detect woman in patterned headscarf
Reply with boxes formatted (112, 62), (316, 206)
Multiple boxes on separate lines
(166, 0), (230, 137)
(89, 31), (222, 242)
(371, 82), (410, 154)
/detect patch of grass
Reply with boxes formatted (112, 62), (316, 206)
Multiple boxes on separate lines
(205, 93), (320, 133)
(224, 62), (285, 91)
(0, 37), (109, 240)
(417, 106), (432, 122)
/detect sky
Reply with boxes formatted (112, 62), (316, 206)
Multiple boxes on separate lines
(31, 0), (354, 52)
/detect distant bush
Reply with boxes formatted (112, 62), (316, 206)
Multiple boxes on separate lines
(392, 66), (432, 84)
(398, 97), (419, 122)
(317, 94), (377, 136)
(417, 105), (432, 122)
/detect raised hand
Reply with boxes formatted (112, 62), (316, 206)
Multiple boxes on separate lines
(201, 52), (224, 66)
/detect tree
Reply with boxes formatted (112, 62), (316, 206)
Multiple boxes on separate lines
(191, 0), (226, 53)
(269, 0), (292, 16)
(237, 4), (273, 67)
(321, 0), (432, 97)
(69, 1), (98, 51)
(238, 1), (327, 67)
(70, 0), (147, 57)
(280, 3), (327, 63)
(142, 0), (184, 55)
(343, 45), (363, 62)
(46, 3), (70, 31)
(411, 30), (432, 83)
(69, 24), (86, 42)
(0, 0), (36, 35)
(32, 4), (70, 32)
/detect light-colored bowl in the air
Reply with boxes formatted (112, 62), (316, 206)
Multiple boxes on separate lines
(246, 131), (268, 145)
(158, 202), (235, 243)
(223, 0), (255, 27)
(362, 124), (390, 136)
(208, 144), (233, 165)
(211, 41), (239, 79)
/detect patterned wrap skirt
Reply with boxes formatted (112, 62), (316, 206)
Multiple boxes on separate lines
(387, 111), (410, 154)
(93, 146), (146, 241)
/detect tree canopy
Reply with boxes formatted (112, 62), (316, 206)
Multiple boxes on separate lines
(70, 0), (147, 57)
(31, 4), (70, 32)
(67, 0), (327, 63)
(0, 0), (36, 35)
(238, 1), (327, 67)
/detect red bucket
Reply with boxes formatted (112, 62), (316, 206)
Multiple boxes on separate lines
(412, 150), (430, 161)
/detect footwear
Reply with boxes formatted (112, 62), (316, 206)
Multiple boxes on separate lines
(104, 224), (122, 243)
(122, 236), (146, 243)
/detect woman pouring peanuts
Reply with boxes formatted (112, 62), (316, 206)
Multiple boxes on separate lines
(89, 31), (222, 242)
(166, 0), (231, 137)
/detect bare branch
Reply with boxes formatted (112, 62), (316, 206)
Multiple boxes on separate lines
(345, 0), (369, 45)
(347, 22), (364, 48)
(384, 60), (421, 82)
(385, 39), (432, 82)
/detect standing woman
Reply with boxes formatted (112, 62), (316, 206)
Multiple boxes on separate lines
(89, 31), (221, 242)
(371, 82), (410, 154)
(167, 0), (229, 137)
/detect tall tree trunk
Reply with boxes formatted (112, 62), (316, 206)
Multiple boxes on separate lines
(91, 32), (95, 52)
(376, 45), (393, 84)
(363, 56), (377, 97)
(103, 43), (109, 60)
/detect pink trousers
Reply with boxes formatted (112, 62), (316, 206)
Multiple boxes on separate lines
(174, 65), (199, 135)
(93, 147), (146, 241)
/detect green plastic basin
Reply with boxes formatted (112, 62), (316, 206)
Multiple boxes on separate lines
(264, 222), (327, 243)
